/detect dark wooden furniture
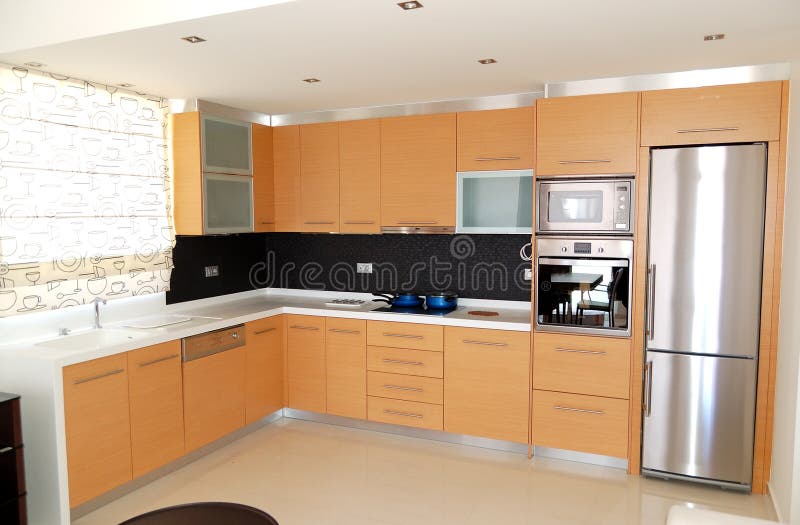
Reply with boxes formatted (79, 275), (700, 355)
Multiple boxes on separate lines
(120, 502), (279, 525)
(0, 392), (25, 525)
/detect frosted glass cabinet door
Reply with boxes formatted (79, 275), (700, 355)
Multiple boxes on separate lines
(202, 115), (252, 175)
(457, 170), (533, 233)
(203, 174), (254, 233)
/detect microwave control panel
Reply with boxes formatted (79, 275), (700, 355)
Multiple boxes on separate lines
(614, 183), (631, 230)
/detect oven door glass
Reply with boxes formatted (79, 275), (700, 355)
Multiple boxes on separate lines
(536, 257), (630, 334)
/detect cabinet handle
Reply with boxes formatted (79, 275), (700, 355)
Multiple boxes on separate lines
(676, 127), (739, 134)
(647, 264), (657, 341)
(554, 347), (607, 356)
(260, 221), (274, 225)
(396, 221), (437, 225)
(138, 354), (179, 367)
(0, 446), (13, 454)
(304, 221), (335, 225)
(383, 358), (424, 366)
(73, 368), (124, 385)
(384, 409), (423, 419)
(475, 156), (520, 161)
(290, 325), (320, 331)
(463, 339), (508, 347)
(254, 327), (277, 335)
(383, 384), (424, 392)
(343, 220), (375, 225)
(558, 159), (611, 164)
(553, 405), (604, 415)
(644, 361), (654, 417)
(382, 332), (423, 339)
(328, 328), (361, 335)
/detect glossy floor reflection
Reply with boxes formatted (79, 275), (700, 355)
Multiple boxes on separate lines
(74, 418), (776, 525)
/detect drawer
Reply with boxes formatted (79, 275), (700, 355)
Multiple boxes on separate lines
(532, 390), (628, 458)
(367, 346), (443, 378)
(326, 317), (367, 344)
(368, 396), (443, 431)
(533, 332), (630, 399)
(367, 321), (443, 351)
(445, 326), (530, 352)
(367, 371), (443, 404)
(0, 446), (24, 502)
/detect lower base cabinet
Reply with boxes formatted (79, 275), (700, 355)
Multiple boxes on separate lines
(325, 318), (367, 420)
(367, 396), (443, 431)
(245, 317), (284, 423)
(287, 315), (326, 412)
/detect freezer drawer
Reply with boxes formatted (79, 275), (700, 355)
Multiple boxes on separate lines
(642, 352), (757, 486)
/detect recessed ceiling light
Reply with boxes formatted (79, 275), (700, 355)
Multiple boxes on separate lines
(23, 61), (44, 68)
(478, 58), (497, 65)
(181, 35), (206, 43)
(704, 33), (725, 41)
(397, 1), (423, 10)
(303, 78), (321, 83)
(118, 83), (135, 88)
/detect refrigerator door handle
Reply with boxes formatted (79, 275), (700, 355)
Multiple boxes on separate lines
(643, 360), (653, 417)
(646, 264), (656, 340)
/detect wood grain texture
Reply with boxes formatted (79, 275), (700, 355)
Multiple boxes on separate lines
(367, 346), (443, 378)
(287, 315), (326, 412)
(340, 119), (381, 233)
(536, 92), (638, 176)
(63, 354), (132, 507)
(183, 347), (246, 452)
(367, 371), (443, 405)
(301, 122), (340, 232)
(245, 316), (284, 424)
(169, 112), (203, 235)
(273, 125), (302, 231)
(444, 327), (530, 443)
(380, 113), (456, 226)
(533, 332), (630, 399)
(532, 390), (629, 458)
(325, 317), (367, 419)
(366, 321), (443, 351)
(252, 123), (275, 232)
(127, 341), (184, 479)
(367, 396), (443, 431)
(641, 81), (783, 146)
(457, 107), (534, 171)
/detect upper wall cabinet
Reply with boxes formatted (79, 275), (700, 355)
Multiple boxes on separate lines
(340, 119), (381, 233)
(641, 81), (783, 146)
(536, 92), (639, 176)
(457, 107), (535, 171)
(301, 122), (340, 232)
(252, 123), (275, 232)
(273, 125), (302, 232)
(381, 113), (457, 228)
(201, 115), (252, 175)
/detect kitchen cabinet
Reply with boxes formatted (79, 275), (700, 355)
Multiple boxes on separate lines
(253, 123), (275, 232)
(367, 371), (443, 405)
(380, 113), (457, 228)
(536, 92), (639, 176)
(274, 125), (302, 231)
(367, 321), (443, 352)
(245, 316), (284, 424)
(457, 107), (535, 171)
(127, 341), (185, 479)
(367, 396), (443, 431)
(170, 112), (203, 235)
(287, 315), (326, 412)
(367, 346), (444, 378)
(340, 119), (381, 233)
(201, 115), (252, 175)
(325, 318), (366, 419)
(63, 354), (132, 508)
(301, 122), (340, 232)
(641, 81), (783, 146)
(444, 327), (530, 443)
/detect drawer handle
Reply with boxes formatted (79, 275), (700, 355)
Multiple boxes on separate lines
(382, 332), (423, 339)
(328, 328), (361, 335)
(554, 347), (607, 356)
(0, 446), (13, 454)
(304, 221), (335, 225)
(383, 358), (424, 366)
(343, 220), (375, 224)
(260, 221), (274, 225)
(676, 127), (739, 134)
(138, 354), (179, 367)
(73, 368), (124, 385)
(475, 156), (520, 161)
(290, 325), (320, 331)
(384, 409), (423, 419)
(254, 327), (277, 335)
(383, 384), (424, 392)
(554, 405), (605, 415)
(558, 159), (611, 164)
(396, 221), (437, 225)
(463, 339), (508, 347)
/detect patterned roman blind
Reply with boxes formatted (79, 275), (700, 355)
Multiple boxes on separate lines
(0, 63), (174, 316)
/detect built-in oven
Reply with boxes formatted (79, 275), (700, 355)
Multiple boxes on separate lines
(536, 177), (633, 235)
(535, 237), (633, 337)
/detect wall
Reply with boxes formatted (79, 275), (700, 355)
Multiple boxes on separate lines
(770, 64), (800, 524)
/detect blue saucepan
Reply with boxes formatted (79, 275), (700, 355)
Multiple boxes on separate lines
(372, 292), (424, 308)
(425, 291), (458, 310)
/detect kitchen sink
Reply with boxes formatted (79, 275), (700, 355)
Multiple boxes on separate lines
(35, 328), (142, 351)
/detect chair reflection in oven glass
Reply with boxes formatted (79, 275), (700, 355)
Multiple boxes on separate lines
(576, 268), (626, 327)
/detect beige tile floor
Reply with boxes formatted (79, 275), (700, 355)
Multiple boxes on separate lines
(74, 418), (777, 525)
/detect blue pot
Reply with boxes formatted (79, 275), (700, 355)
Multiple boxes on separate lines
(373, 292), (424, 308)
(425, 292), (458, 310)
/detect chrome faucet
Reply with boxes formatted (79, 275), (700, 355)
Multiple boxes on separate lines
(91, 297), (107, 329)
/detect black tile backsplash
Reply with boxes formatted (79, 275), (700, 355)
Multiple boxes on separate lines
(168, 233), (532, 304)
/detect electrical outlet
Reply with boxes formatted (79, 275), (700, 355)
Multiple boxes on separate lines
(356, 263), (373, 274)
(523, 268), (532, 281)
(204, 265), (220, 278)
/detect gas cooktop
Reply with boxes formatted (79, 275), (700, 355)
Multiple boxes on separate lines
(371, 305), (458, 317)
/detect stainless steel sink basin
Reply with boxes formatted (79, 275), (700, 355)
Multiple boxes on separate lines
(35, 328), (142, 351)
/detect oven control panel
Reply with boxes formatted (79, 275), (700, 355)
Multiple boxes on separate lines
(538, 237), (633, 259)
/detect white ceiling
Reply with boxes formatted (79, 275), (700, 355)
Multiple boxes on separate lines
(1, 0), (799, 115)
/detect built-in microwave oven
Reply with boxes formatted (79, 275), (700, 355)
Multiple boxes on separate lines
(536, 177), (633, 235)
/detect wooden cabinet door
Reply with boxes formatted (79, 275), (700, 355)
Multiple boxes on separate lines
(63, 354), (132, 507)
(252, 123), (275, 232)
(183, 347), (246, 452)
(127, 341), (184, 479)
(287, 315), (326, 412)
(301, 122), (340, 232)
(245, 316), (284, 424)
(536, 92), (639, 176)
(457, 107), (535, 171)
(273, 125), (302, 231)
(340, 119), (380, 233)
(443, 327), (530, 443)
(170, 112), (203, 235)
(325, 318), (366, 419)
(380, 113), (456, 227)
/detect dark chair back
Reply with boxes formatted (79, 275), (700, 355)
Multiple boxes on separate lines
(119, 502), (279, 525)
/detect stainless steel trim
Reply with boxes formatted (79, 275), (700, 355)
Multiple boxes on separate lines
(181, 324), (246, 362)
(381, 226), (455, 234)
(553, 405), (605, 415)
(0, 446), (15, 454)
(463, 339), (508, 347)
(555, 347), (607, 356)
(383, 332), (424, 339)
(383, 384), (424, 392)
(254, 328), (277, 335)
(676, 127), (739, 134)
(539, 257), (630, 267)
(168, 98), (271, 126)
(304, 221), (335, 224)
(643, 361), (653, 417)
(328, 328), (361, 334)
(289, 325), (320, 331)
(641, 468), (751, 491)
(475, 156), (521, 161)
(384, 409), (423, 419)
(533, 446), (628, 469)
(138, 354), (180, 367)
(646, 265), (656, 340)
(557, 159), (611, 164)
(544, 63), (790, 97)
(383, 358), (424, 366)
(343, 220), (375, 224)
(74, 368), (124, 385)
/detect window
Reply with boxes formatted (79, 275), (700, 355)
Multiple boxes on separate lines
(0, 63), (174, 316)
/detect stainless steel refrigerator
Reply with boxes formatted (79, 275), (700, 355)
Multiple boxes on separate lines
(641, 143), (768, 490)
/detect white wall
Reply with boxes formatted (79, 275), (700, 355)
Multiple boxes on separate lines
(770, 61), (800, 523)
